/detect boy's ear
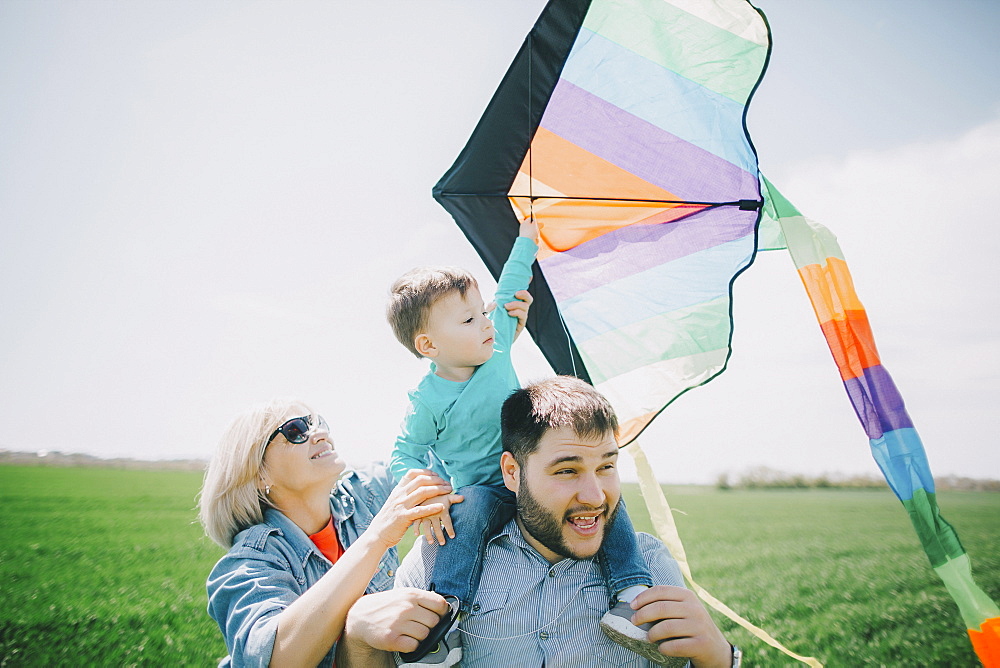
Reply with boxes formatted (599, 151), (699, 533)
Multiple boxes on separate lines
(414, 333), (437, 358)
(501, 451), (520, 493)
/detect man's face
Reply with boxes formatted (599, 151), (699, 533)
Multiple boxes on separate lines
(501, 425), (621, 563)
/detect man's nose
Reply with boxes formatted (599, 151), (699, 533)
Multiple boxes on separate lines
(575, 473), (605, 507)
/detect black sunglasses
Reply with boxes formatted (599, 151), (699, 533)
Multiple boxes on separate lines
(265, 415), (328, 448)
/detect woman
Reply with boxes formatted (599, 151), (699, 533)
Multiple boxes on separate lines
(198, 398), (459, 667)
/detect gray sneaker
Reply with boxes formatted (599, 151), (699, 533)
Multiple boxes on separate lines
(395, 627), (462, 667)
(600, 601), (689, 667)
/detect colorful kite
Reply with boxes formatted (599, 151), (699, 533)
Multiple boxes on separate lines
(433, 0), (998, 664)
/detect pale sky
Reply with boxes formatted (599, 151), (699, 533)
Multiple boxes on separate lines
(2, 0), (998, 483)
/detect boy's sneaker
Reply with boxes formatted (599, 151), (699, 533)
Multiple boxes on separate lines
(395, 595), (462, 667)
(600, 601), (689, 668)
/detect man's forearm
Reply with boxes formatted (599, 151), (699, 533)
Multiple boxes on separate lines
(335, 636), (394, 668)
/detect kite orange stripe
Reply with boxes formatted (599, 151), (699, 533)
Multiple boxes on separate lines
(969, 616), (1000, 667)
(516, 126), (680, 201)
(796, 257), (865, 324)
(513, 197), (707, 258)
(819, 310), (881, 381)
(618, 411), (658, 447)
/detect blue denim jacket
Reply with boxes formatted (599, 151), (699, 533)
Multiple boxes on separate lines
(206, 463), (398, 667)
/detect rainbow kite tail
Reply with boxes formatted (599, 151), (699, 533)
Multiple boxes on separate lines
(762, 178), (1000, 666)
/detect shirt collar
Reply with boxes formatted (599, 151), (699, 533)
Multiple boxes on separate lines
(262, 506), (321, 568)
(493, 518), (598, 574)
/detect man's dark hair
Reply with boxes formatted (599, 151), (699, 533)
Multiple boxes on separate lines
(501, 376), (619, 464)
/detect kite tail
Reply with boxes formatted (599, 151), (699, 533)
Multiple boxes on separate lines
(625, 441), (823, 667)
(762, 178), (1000, 667)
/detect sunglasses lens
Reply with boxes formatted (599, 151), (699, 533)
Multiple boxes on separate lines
(281, 417), (310, 444)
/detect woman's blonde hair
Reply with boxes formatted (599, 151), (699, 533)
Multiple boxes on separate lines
(198, 398), (314, 548)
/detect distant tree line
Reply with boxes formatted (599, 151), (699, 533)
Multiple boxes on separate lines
(0, 450), (206, 472)
(716, 466), (1000, 492)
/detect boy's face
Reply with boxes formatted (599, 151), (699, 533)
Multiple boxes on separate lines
(419, 286), (496, 372)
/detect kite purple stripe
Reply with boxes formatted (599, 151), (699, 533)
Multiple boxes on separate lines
(842, 364), (914, 440)
(540, 79), (758, 202)
(539, 206), (757, 301)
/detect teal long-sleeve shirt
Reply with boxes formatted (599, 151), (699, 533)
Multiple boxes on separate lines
(390, 236), (537, 489)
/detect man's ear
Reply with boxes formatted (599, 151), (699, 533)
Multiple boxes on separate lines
(501, 451), (520, 493)
(414, 333), (437, 358)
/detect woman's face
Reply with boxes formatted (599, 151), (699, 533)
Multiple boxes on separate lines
(261, 405), (346, 495)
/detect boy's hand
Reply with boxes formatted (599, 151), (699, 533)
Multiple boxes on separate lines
(519, 217), (539, 242)
(413, 493), (461, 545)
(504, 289), (533, 340)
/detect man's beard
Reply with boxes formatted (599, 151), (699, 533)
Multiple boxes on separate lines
(516, 470), (619, 560)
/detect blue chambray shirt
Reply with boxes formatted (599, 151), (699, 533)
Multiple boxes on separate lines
(206, 463), (398, 668)
(396, 519), (691, 668)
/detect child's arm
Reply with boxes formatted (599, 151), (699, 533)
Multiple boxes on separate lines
(392, 402), (463, 545)
(389, 404), (439, 484)
(491, 220), (539, 347)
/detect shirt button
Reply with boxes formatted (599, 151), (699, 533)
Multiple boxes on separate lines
(548, 570), (555, 577)
(539, 631), (549, 640)
(472, 603), (481, 612)
(386, 569), (394, 577)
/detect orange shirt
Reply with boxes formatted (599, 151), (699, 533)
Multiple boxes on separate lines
(309, 517), (344, 564)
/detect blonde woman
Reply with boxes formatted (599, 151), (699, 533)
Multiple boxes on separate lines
(199, 399), (460, 667)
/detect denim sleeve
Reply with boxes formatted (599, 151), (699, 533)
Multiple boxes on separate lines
(351, 460), (397, 507)
(206, 552), (309, 668)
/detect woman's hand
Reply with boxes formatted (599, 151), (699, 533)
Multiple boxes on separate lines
(367, 469), (463, 551)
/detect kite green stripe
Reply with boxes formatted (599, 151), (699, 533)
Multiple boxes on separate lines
(578, 295), (732, 384)
(584, 0), (766, 103)
(762, 177), (847, 267)
(901, 488), (967, 569)
(934, 553), (1000, 629)
(762, 175), (802, 218)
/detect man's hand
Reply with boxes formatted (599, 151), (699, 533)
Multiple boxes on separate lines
(630, 586), (732, 668)
(414, 494), (458, 545)
(340, 588), (450, 657)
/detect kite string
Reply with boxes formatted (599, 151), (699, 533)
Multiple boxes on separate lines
(527, 31), (534, 225)
(625, 441), (824, 668)
(524, 30), (576, 378)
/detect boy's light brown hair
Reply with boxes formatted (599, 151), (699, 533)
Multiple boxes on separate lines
(386, 266), (478, 359)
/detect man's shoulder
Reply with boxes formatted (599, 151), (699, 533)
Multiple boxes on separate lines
(636, 531), (666, 553)
(395, 537), (434, 588)
(635, 531), (685, 588)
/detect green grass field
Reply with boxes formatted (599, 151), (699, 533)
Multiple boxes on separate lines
(1, 466), (996, 666)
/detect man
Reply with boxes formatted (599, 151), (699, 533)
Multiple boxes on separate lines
(387, 376), (738, 668)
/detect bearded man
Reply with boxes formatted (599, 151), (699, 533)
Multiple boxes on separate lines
(388, 376), (738, 668)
